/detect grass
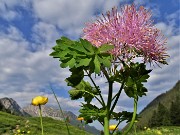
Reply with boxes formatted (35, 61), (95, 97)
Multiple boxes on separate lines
(0, 111), (92, 135)
(1, 111), (180, 135)
(127, 126), (180, 135)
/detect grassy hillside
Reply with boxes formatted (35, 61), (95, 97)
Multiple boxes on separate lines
(127, 126), (180, 135)
(0, 111), (93, 135)
(136, 80), (180, 129)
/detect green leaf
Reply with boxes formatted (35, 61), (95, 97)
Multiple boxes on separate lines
(124, 86), (134, 98)
(66, 67), (84, 87)
(99, 44), (114, 53)
(139, 74), (150, 82)
(97, 55), (112, 68)
(68, 89), (83, 100)
(76, 58), (92, 67)
(80, 39), (94, 53)
(60, 58), (75, 68)
(94, 55), (101, 74)
(79, 104), (106, 123)
(69, 43), (88, 53)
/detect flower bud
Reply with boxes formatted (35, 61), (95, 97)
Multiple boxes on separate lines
(109, 125), (118, 131)
(77, 117), (84, 121)
(31, 96), (48, 106)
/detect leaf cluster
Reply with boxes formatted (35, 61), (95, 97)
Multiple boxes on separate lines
(68, 80), (98, 104)
(50, 37), (114, 74)
(123, 62), (152, 98)
(79, 104), (106, 124)
(112, 111), (138, 123)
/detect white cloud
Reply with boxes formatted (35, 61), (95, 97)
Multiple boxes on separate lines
(31, 0), (126, 38)
(155, 22), (174, 37)
(0, 0), (29, 21)
(166, 9), (180, 26)
(0, 26), (74, 111)
(31, 21), (60, 51)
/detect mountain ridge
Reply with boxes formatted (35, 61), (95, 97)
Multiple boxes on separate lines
(0, 97), (29, 116)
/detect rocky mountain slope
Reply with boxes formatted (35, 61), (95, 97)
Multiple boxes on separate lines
(0, 97), (29, 116)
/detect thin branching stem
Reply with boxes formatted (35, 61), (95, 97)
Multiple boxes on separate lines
(50, 86), (71, 135)
(75, 90), (103, 105)
(110, 81), (125, 115)
(111, 119), (123, 134)
(85, 70), (105, 107)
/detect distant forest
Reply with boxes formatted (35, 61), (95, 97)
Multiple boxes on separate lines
(148, 95), (180, 127)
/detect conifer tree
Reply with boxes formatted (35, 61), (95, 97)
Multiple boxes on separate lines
(148, 110), (158, 127)
(170, 95), (180, 126)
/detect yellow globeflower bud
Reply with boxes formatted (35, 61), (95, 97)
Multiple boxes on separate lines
(17, 129), (21, 133)
(109, 125), (118, 131)
(147, 128), (150, 131)
(77, 117), (84, 121)
(156, 130), (162, 135)
(31, 96), (48, 106)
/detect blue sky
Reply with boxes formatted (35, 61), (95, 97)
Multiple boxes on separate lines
(0, 0), (179, 130)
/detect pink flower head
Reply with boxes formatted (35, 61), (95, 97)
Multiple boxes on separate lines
(83, 4), (168, 64)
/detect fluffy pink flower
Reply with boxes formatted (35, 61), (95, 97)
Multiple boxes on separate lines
(83, 4), (168, 64)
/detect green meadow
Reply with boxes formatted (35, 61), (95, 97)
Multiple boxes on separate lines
(127, 126), (180, 135)
(0, 111), (92, 135)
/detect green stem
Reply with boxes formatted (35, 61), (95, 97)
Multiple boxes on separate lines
(134, 123), (137, 135)
(107, 81), (113, 118)
(38, 105), (44, 135)
(83, 90), (103, 105)
(111, 119), (123, 134)
(110, 81), (125, 115)
(104, 116), (110, 135)
(85, 70), (105, 107)
(50, 86), (71, 135)
(122, 95), (138, 135)
(104, 81), (113, 135)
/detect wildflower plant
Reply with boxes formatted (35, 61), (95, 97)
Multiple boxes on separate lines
(31, 96), (48, 135)
(50, 4), (168, 135)
(13, 120), (31, 135)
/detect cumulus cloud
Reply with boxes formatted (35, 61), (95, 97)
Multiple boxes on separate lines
(31, 0), (127, 39)
(0, 26), (74, 111)
(0, 0), (30, 21)
(31, 21), (60, 50)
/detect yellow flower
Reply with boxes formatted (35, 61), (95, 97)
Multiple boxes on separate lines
(27, 131), (31, 134)
(17, 129), (21, 133)
(31, 96), (48, 106)
(77, 117), (84, 121)
(109, 125), (118, 131)
(156, 130), (162, 135)
(147, 128), (150, 131)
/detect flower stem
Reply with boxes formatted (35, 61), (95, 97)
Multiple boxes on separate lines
(110, 81), (125, 115)
(50, 86), (71, 135)
(107, 81), (113, 116)
(104, 81), (113, 135)
(38, 105), (44, 135)
(134, 123), (137, 135)
(122, 95), (137, 135)
(85, 70), (105, 107)
(104, 116), (110, 135)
